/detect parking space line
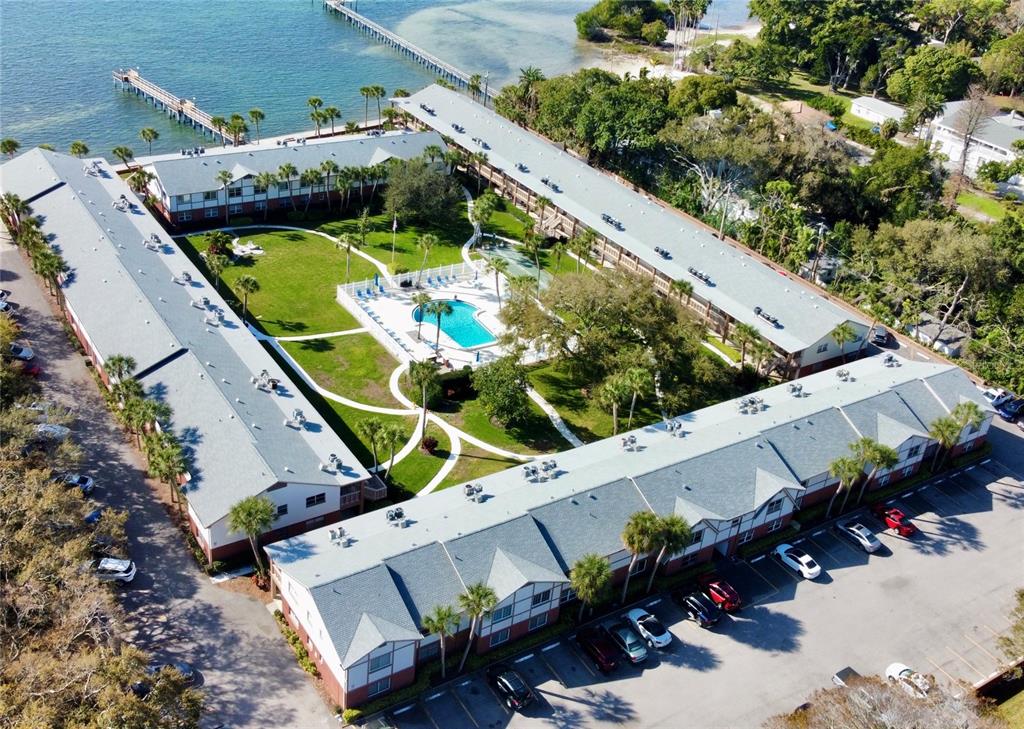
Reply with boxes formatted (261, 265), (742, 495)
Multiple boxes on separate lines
(484, 681), (513, 715)
(982, 459), (991, 465)
(426, 692), (443, 701)
(946, 646), (988, 680)
(750, 555), (766, 563)
(964, 633), (1000, 662)
(927, 657), (961, 685)
(564, 639), (598, 678)
(458, 680), (471, 687)
(514, 653), (534, 663)
(542, 643), (560, 652)
(813, 529), (825, 536)
(394, 704), (415, 715)
(647, 598), (662, 607)
(447, 687), (480, 728)
(538, 650), (567, 687)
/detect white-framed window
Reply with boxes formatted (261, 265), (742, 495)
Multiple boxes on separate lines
(531, 589), (551, 607)
(767, 519), (783, 533)
(178, 212), (192, 222)
(305, 493), (326, 508)
(176, 195), (189, 205)
(368, 653), (392, 673)
(254, 201), (266, 211)
(203, 190), (217, 201)
(367, 677), (391, 697)
(253, 183), (267, 194)
(738, 530), (754, 545)
(418, 642), (439, 659)
(817, 343), (828, 353)
(679, 553), (698, 567)
(629, 558), (647, 575)
(878, 474), (890, 486)
(275, 504), (288, 519)
(228, 187), (242, 198)
(902, 466), (913, 477)
(907, 445), (921, 457)
(205, 207), (219, 218)
(767, 498), (783, 514)
(691, 529), (704, 545)
(559, 587), (576, 604)
(229, 204), (243, 214)
(490, 628), (510, 647)
(730, 517), (741, 527)
(491, 605), (512, 623)
(529, 614), (548, 631)
(277, 181), (289, 192)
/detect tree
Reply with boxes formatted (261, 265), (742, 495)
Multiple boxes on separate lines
(830, 322), (858, 363)
(570, 231), (595, 272)
(474, 190), (498, 238)
(1, 137), (20, 157)
(412, 292), (432, 341)
(233, 275), (260, 323)
(997, 587), (1024, 671)
(951, 400), (985, 432)
(570, 554), (612, 621)
(323, 105), (341, 135)
(929, 415), (964, 471)
(384, 158), (461, 224)
(422, 604), (459, 679)
(139, 127), (159, 155)
(0, 192), (31, 238)
(203, 229), (233, 256)
(457, 582), (498, 672)
(277, 163), (298, 210)
(850, 438), (899, 507)
(520, 234), (543, 294)
(620, 511), (659, 603)
(415, 232), (438, 286)
(111, 145), (135, 168)
(371, 84), (387, 124)
(69, 140), (89, 158)
(146, 430), (186, 509)
(887, 45), (980, 104)
(248, 108), (265, 142)
(126, 168), (155, 195)
(408, 359), (439, 440)
(425, 299), (454, 350)
(253, 171), (277, 221)
(485, 257), (509, 313)
(210, 115), (227, 145)
(671, 278), (694, 307)
(918, 0), (1008, 46)
(309, 108), (324, 137)
(534, 195), (552, 232)
(732, 322), (760, 365)
(227, 495), (276, 572)
(319, 161), (340, 214)
(360, 86), (372, 125)
(215, 170), (234, 225)
(300, 168), (322, 213)
(596, 371), (631, 436)
(826, 456), (863, 519)
(471, 355), (531, 425)
(335, 232), (360, 283)
(646, 515), (692, 592)
(950, 86), (994, 200)
(378, 422), (404, 479)
(105, 353), (137, 404)
(641, 19), (668, 45)
(669, 75), (737, 116)
(205, 253), (229, 294)
(356, 416), (384, 471)
(982, 30), (1024, 97)
(623, 366), (652, 431)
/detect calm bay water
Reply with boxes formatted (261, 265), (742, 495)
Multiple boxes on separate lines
(0, 0), (750, 159)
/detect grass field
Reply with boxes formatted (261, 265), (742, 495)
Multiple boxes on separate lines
(281, 333), (401, 408)
(483, 197), (533, 241)
(438, 397), (564, 454)
(998, 689), (1024, 728)
(704, 336), (741, 363)
(327, 402), (413, 470)
(388, 422), (450, 496)
(957, 191), (1008, 220)
(435, 443), (520, 491)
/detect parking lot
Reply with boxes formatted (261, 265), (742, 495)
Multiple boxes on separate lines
(383, 423), (1024, 729)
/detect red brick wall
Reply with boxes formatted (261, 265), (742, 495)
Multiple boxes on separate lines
(345, 665), (416, 709)
(207, 507), (345, 562)
(475, 606), (561, 655)
(280, 597), (347, 707)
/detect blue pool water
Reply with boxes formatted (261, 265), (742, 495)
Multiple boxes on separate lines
(413, 300), (496, 349)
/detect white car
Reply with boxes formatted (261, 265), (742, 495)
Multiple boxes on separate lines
(774, 543), (822, 579)
(836, 521), (882, 553)
(886, 662), (931, 698)
(623, 608), (673, 649)
(982, 387), (1014, 408)
(9, 343), (34, 361)
(90, 557), (137, 584)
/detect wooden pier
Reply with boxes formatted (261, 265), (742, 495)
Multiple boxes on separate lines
(323, 0), (481, 93)
(112, 68), (243, 145)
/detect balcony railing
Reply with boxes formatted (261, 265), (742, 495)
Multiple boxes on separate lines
(340, 491), (361, 509)
(364, 480), (388, 501)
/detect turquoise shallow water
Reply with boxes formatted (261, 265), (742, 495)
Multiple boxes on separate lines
(0, 0), (750, 158)
(413, 299), (496, 348)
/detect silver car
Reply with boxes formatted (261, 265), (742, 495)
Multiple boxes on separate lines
(606, 623), (648, 664)
(91, 557), (137, 584)
(837, 521), (882, 553)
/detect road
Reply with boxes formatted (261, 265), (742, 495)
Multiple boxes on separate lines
(1, 238), (336, 729)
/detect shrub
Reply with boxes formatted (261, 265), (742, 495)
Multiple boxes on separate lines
(421, 435), (438, 453)
(341, 708), (362, 725)
(275, 614), (320, 677)
(285, 210), (308, 222)
(230, 216), (254, 226)
(806, 93), (846, 119)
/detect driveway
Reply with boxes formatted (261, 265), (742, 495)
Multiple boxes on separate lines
(1, 238), (335, 729)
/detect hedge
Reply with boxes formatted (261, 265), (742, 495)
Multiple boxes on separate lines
(274, 610), (319, 677)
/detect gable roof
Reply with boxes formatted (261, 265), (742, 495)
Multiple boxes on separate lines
(761, 408), (861, 482)
(936, 101), (1024, 152)
(840, 390), (929, 448)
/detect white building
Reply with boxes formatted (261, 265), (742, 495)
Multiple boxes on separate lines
(930, 101), (1024, 178)
(850, 96), (905, 126)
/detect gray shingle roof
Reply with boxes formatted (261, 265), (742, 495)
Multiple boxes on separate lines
(761, 408), (861, 482)
(397, 85), (866, 354)
(924, 368), (991, 413)
(384, 544), (465, 626)
(892, 381), (949, 429)
(839, 391), (929, 448)
(936, 101), (1024, 152)
(149, 131), (446, 196)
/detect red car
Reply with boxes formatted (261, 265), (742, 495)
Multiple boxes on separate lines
(576, 626), (619, 673)
(871, 504), (917, 536)
(698, 574), (742, 612)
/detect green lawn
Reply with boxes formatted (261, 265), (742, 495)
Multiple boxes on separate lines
(182, 228), (372, 336)
(704, 337), (740, 363)
(388, 423), (450, 496)
(281, 334), (401, 408)
(483, 197), (533, 241)
(435, 443), (520, 491)
(957, 191), (1008, 220)
(998, 688), (1024, 728)
(327, 402), (414, 470)
(438, 397), (564, 454)
(316, 204), (473, 276)
(738, 71), (858, 106)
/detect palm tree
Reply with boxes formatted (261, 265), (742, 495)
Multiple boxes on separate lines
(646, 515), (692, 592)
(596, 372), (630, 436)
(69, 140), (90, 158)
(470, 152), (489, 193)
(520, 234), (543, 294)
(146, 431), (186, 512)
(929, 415), (965, 471)
(570, 230), (594, 272)
(423, 144), (443, 164)
(324, 106), (341, 135)
(826, 456), (863, 519)
(310, 108), (324, 137)
(468, 74), (482, 100)
(333, 169), (353, 211)
(371, 85), (387, 124)
(485, 257), (509, 311)
(412, 292), (432, 341)
(336, 233), (360, 283)
(368, 163), (389, 199)
(248, 108), (265, 142)
(422, 604), (459, 679)
(111, 146), (135, 168)
(205, 253), (229, 294)
(732, 323), (760, 365)
(139, 127), (159, 155)
(408, 360), (438, 440)
(0, 192), (31, 237)
(227, 117), (247, 146)
(215, 170), (234, 225)
(210, 116), (227, 145)
(852, 439), (899, 506)
(105, 353), (137, 401)
(534, 195), (552, 232)
(415, 233), (438, 286)
(550, 241), (567, 273)
(519, 66), (545, 114)
(671, 278), (694, 306)
(317, 161), (339, 212)
(307, 96), (323, 113)
(360, 86), (373, 125)
(379, 422), (404, 479)
(623, 366), (652, 431)
(750, 339), (775, 376)
(393, 88), (410, 98)
(356, 416), (384, 471)
(425, 300), (454, 350)
(1, 138), (20, 158)
(233, 275), (260, 323)
(126, 169), (155, 195)
(570, 554), (612, 621)
(345, 120), (360, 133)
(227, 495), (277, 572)
(300, 168), (322, 213)
(830, 322), (858, 363)
(254, 171), (277, 221)
(32, 247), (68, 299)
(457, 583), (498, 672)
(277, 163), (298, 210)
(620, 511), (659, 603)
(951, 401), (985, 433)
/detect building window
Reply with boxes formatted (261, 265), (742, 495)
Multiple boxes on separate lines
(767, 519), (783, 533)
(491, 605), (512, 623)
(731, 517), (741, 527)
(177, 212), (192, 222)
(902, 466), (913, 477)
(691, 529), (704, 545)
(490, 628), (510, 647)
(368, 653), (392, 673)
(817, 343), (828, 353)
(277, 181), (289, 192)
(254, 201), (266, 211)
(203, 190), (217, 201)
(229, 204), (243, 214)
(531, 589), (551, 607)
(738, 530), (754, 545)
(176, 195), (189, 206)
(305, 493), (326, 508)
(367, 677), (391, 697)
(205, 208), (219, 218)
(253, 183), (267, 194)
(305, 516), (325, 529)
(679, 553), (698, 567)
(629, 558), (647, 575)
(559, 587), (576, 604)
(767, 498), (783, 514)
(228, 186), (242, 198)
(529, 614), (548, 631)
(418, 642), (439, 660)
(275, 504), (288, 519)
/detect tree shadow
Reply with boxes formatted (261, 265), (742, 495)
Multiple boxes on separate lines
(650, 641), (721, 671)
(297, 338), (333, 353)
(720, 605), (805, 653)
(267, 320), (309, 333)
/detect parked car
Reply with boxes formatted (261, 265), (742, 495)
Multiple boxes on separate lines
(576, 627), (619, 673)
(486, 664), (534, 711)
(836, 520), (882, 553)
(84, 503), (104, 525)
(982, 387), (1014, 408)
(673, 591), (722, 628)
(34, 423), (70, 442)
(9, 343), (34, 361)
(698, 574), (742, 612)
(870, 326), (889, 345)
(0, 289), (10, 302)
(0, 300), (12, 314)
(886, 662), (931, 698)
(831, 666), (863, 687)
(604, 622), (648, 664)
(996, 397), (1024, 421)
(623, 608), (673, 648)
(90, 557), (136, 584)
(62, 473), (95, 495)
(773, 544), (822, 579)
(871, 504), (917, 536)
(131, 660), (198, 699)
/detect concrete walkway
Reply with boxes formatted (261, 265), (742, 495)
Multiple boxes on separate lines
(275, 327), (367, 342)
(527, 388), (584, 448)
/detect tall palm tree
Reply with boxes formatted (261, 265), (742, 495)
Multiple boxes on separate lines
(416, 233), (438, 286)
(309, 108), (325, 137)
(307, 96), (323, 112)
(597, 372), (630, 436)
(826, 456), (863, 519)
(470, 152), (489, 193)
(32, 247), (67, 299)
(468, 74), (483, 100)
(368, 162), (389, 199)
(277, 163), (299, 210)
(104, 353), (137, 399)
(336, 233), (360, 283)
(356, 416), (384, 471)
(319, 161), (339, 211)
(126, 169), (155, 195)
(227, 117), (247, 147)
(111, 146), (135, 168)
(929, 416), (964, 471)
(335, 167), (356, 210)
(360, 86), (373, 125)
(1, 138), (20, 158)
(379, 422), (404, 479)
(671, 278), (694, 306)
(620, 511), (659, 603)
(210, 116), (227, 146)
(248, 108), (265, 142)
(570, 554), (612, 621)
(951, 401), (985, 433)
(300, 168), (322, 213)
(570, 230), (595, 272)
(371, 85), (387, 124)
(323, 105), (341, 135)
(205, 253), (229, 294)
(457, 583), (498, 672)
(852, 439), (899, 506)
(425, 300), (454, 350)
(0, 192), (31, 237)
(550, 241), (567, 273)
(145, 430), (185, 510)
(408, 360), (438, 440)
(139, 127), (159, 155)
(254, 171), (277, 221)
(215, 170), (234, 225)
(423, 144), (443, 164)
(646, 515), (692, 592)
(227, 495), (276, 572)
(624, 366), (652, 431)
(732, 322), (760, 364)
(412, 292), (432, 341)
(534, 195), (552, 232)
(422, 604), (459, 679)
(233, 275), (260, 323)
(69, 140), (90, 158)
(486, 257), (509, 311)
(830, 322), (858, 363)
(520, 233), (543, 294)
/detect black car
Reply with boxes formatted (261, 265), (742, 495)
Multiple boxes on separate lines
(674, 591), (722, 628)
(486, 664), (534, 711)
(997, 397), (1024, 421)
(870, 326), (890, 345)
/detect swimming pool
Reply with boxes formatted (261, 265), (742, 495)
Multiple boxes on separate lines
(413, 299), (496, 349)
